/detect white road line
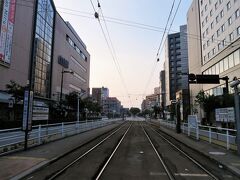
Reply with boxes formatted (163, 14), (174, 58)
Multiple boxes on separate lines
(174, 173), (209, 177)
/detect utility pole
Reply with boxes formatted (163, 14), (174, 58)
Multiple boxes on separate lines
(230, 77), (240, 154)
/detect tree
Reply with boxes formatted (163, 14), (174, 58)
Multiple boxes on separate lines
(195, 90), (234, 124)
(129, 107), (140, 116)
(6, 80), (26, 104)
(153, 105), (160, 119)
(5, 81), (26, 121)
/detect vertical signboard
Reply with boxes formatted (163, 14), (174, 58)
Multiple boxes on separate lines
(0, 0), (16, 63)
(22, 90), (33, 131)
(5, 0), (16, 63)
(22, 90), (29, 131)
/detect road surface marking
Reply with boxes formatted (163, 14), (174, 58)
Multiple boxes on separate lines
(209, 152), (226, 155)
(150, 172), (167, 176)
(174, 173), (209, 177)
(5, 156), (46, 161)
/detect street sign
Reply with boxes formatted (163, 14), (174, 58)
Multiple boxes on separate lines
(22, 90), (33, 131)
(196, 74), (220, 84)
(22, 90), (29, 131)
(215, 107), (235, 122)
(188, 74), (220, 84)
(188, 115), (198, 128)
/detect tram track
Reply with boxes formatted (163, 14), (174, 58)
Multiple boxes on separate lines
(24, 122), (130, 180)
(144, 121), (239, 180)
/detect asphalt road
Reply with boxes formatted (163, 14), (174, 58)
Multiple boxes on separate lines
(24, 121), (239, 180)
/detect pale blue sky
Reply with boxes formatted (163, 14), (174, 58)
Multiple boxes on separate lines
(54, 0), (192, 108)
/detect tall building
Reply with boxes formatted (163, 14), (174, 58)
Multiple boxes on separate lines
(92, 87), (109, 106)
(196, 0), (240, 95)
(159, 70), (166, 109)
(102, 97), (121, 117)
(187, 0), (203, 118)
(0, 0), (90, 121)
(141, 89), (160, 111)
(164, 25), (190, 120)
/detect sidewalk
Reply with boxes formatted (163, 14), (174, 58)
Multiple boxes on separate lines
(0, 123), (122, 180)
(150, 119), (240, 177)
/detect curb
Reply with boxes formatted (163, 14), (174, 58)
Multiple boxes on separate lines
(150, 121), (240, 177)
(10, 123), (123, 179)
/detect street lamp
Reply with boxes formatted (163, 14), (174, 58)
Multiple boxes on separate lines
(77, 91), (86, 122)
(60, 68), (74, 102)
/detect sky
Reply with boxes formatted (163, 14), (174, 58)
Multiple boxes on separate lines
(53, 0), (192, 108)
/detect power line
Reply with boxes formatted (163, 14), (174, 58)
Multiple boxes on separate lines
(89, 0), (133, 107)
(16, 0), (235, 48)
(141, 0), (176, 100)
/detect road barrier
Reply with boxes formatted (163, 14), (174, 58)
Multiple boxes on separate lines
(156, 119), (237, 151)
(0, 119), (122, 155)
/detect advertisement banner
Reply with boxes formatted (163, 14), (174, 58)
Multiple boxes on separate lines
(4, 0), (16, 63)
(0, 0), (16, 63)
(0, 0), (10, 61)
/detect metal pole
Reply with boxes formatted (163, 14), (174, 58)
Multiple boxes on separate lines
(233, 86), (240, 154)
(77, 93), (80, 122)
(225, 77), (229, 94)
(60, 68), (64, 103)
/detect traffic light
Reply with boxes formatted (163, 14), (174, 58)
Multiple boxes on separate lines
(188, 73), (196, 84)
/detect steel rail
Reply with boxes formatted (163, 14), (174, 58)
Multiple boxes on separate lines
(47, 123), (130, 180)
(95, 123), (132, 180)
(141, 123), (175, 180)
(147, 123), (219, 180)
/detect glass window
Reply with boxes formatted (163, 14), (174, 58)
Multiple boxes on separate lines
(222, 39), (226, 47)
(218, 43), (221, 50)
(216, 62), (219, 74)
(216, 15), (219, 23)
(229, 32), (234, 41)
(221, 24), (225, 32)
(236, 9), (240, 18)
(212, 48), (216, 55)
(211, 65), (216, 74)
(215, 2), (218, 10)
(219, 60), (224, 73)
(217, 29), (220, 37)
(228, 16), (232, 25)
(229, 54), (234, 68)
(211, 34), (215, 42)
(237, 26), (240, 35)
(234, 49), (240, 65)
(211, 22), (214, 29)
(227, 1), (231, 10)
(223, 57), (229, 71)
(220, 10), (224, 17)
(210, 9), (213, 16)
(207, 40), (210, 46)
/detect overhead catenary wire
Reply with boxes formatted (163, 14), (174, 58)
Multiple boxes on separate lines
(141, 0), (176, 100)
(16, 0), (236, 47)
(97, 1), (133, 106)
(89, 0), (133, 107)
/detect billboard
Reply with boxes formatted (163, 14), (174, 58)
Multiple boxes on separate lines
(215, 107), (235, 122)
(0, 0), (16, 64)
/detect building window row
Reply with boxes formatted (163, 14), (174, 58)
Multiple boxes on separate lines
(201, 0), (236, 28)
(66, 35), (88, 62)
(203, 24), (240, 63)
(203, 48), (240, 75)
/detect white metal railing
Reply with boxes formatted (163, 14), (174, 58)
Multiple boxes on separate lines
(0, 118), (122, 154)
(157, 119), (237, 150)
